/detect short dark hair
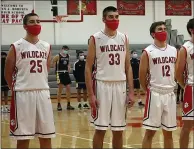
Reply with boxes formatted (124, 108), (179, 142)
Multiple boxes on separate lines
(23, 13), (39, 25)
(1, 52), (7, 56)
(175, 45), (181, 50)
(187, 18), (194, 36)
(62, 45), (69, 50)
(150, 21), (166, 37)
(103, 6), (117, 18)
(131, 50), (136, 54)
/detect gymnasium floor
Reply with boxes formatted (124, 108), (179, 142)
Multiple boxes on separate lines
(1, 97), (194, 148)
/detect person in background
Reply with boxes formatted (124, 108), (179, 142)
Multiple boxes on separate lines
(73, 51), (90, 109)
(174, 45), (183, 104)
(52, 45), (74, 111)
(1, 52), (10, 113)
(130, 50), (145, 107)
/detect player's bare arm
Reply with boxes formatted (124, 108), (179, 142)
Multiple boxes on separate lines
(5, 45), (16, 89)
(175, 47), (186, 89)
(125, 40), (134, 97)
(85, 37), (97, 107)
(139, 51), (149, 91)
(68, 64), (71, 72)
(47, 48), (52, 72)
(51, 55), (59, 68)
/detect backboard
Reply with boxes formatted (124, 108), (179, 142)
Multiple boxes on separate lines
(34, 0), (84, 23)
(1, 0), (83, 25)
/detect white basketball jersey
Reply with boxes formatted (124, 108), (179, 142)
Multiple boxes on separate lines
(183, 41), (194, 85)
(145, 44), (177, 91)
(93, 31), (127, 81)
(12, 38), (50, 91)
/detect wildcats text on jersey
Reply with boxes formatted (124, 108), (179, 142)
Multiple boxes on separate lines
(152, 56), (176, 64)
(21, 51), (47, 59)
(100, 44), (125, 52)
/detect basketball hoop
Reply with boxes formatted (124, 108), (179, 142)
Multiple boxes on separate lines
(54, 15), (68, 23)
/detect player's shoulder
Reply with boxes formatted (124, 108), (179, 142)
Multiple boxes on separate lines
(12, 38), (24, 47)
(92, 31), (103, 38)
(38, 40), (50, 48)
(117, 31), (127, 37)
(74, 59), (79, 65)
(183, 41), (193, 50)
(144, 44), (155, 52)
(167, 44), (177, 51)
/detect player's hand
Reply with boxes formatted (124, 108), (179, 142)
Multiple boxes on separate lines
(89, 95), (99, 110)
(126, 91), (135, 108)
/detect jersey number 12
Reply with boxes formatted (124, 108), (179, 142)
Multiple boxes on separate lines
(162, 65), (170, 77)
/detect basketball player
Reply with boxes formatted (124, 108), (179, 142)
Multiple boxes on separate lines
(4, 13), (55, 149)
(85, 6), (134, 148)
(130, 50), (144, 107)
(1, 52), (10, 113)
(139, 21), (177, 148)
(52, 45), (74, 111)
(176, 18), (194, 149)
(73, 51), (89, 109)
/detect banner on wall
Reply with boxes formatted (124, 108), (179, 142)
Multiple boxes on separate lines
(117, 0), (145, 15)
(67, 0), (97, 15)
(165, 0), (192, 16)
(1, 2), (33, 24)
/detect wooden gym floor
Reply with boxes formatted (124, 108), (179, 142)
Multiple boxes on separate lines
(1, 95), (194, 148)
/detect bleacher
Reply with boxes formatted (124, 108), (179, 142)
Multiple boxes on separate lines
(1, 19), (186, 96)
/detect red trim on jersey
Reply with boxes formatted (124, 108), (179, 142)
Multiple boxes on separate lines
(143, 89), (151, 120)
(10, 44), (17, 90)
(183, 85), (194, 116)
(91, 79), (98, 121)
(182, 46), (189, 84)
(10, 91), (18, 134)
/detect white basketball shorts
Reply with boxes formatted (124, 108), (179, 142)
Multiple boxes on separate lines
(90, 80), (127, 131)
(182, 85), (194, 120)
(10, 90), (56, 140)
(143, 89), (177, 131)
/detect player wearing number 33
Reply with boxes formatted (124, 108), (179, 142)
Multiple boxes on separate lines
(4, 13), (55, 149)
(85, 6), (135, 149)
(139, 21), (177, 148)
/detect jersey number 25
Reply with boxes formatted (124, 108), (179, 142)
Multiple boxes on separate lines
(30, 60), (43, 73)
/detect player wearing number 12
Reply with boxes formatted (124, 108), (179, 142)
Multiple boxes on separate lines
(5, 13), (55, 149)
(85, 6), (134, 148)
(139, 21), (177, 148)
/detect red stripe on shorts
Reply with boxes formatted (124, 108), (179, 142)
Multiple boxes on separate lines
(10, 91), (18, 133)
(143, 89), (151, 120)
(183, 85), (193, 115)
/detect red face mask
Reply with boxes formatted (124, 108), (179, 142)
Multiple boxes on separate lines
(105, 20), (119, 31)
(154, 31), (167, 41)
(25, 25), (41, 36)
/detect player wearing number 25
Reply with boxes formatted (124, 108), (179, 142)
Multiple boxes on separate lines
(5, 13), (55, 149)
(139, 21), (177, 148)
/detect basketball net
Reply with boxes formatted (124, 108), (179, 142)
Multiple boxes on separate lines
(54, 15), (68, 23)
